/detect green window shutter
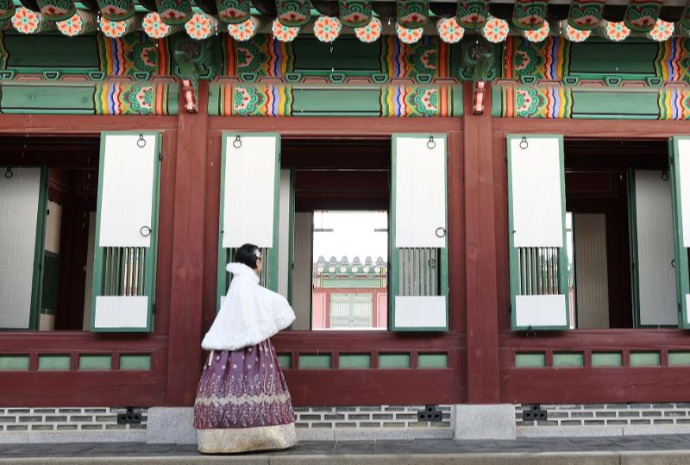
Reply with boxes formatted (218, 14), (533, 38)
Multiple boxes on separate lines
(390, 134), (449, 331)
(0, 166), (47, 330)
(507, 134), (569, 330)
(669, 136), (690, 328)
(91, 132), (161, 332)
(217, 133), (281, 308)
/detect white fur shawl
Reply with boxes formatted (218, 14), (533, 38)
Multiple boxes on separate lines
(201, 262), (295, 351)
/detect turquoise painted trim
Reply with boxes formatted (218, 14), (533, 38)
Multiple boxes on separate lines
(628, 170), (641, 328)
(670, 137), (690, 329)
(91, 132), (161, 333)
(507, 134), (569, 330)
(217, 132), (281, 310)
(30, 166), (48, 331)
(390, 133), (449, 332)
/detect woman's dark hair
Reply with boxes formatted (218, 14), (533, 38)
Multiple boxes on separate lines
(234, 243), (261, 269)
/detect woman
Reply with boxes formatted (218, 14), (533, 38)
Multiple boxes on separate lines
(193, 243), (297, 453)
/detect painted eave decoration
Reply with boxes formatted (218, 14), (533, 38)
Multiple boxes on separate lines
(0, 0), (689, 44)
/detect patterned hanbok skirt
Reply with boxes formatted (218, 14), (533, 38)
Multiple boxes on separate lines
(193, 339), (297, 453)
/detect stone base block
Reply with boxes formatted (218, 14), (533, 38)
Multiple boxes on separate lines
(453, 404), (516, 440)
(146, 407), (196, 444)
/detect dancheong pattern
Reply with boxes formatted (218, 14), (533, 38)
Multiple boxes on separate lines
(93, 82), (171, 114)
(97, 34), (170, 76)
(380, 86), (453, 116)
(223, 35), (294, 76)
(0, 32), (7, 69)
(655, 38), (690, 82)
(503, 37), (571, 80)
(500, 86), (573, 118)
(381, 36), (443, 78)
(215, 84), (293, 116)
(658, 89), (690, 119)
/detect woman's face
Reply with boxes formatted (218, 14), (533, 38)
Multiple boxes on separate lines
(255, 256), (263, 274)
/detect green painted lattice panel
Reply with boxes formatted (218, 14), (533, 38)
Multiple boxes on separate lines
(292, 88), (382, 116)
(339, 354), (371, 369)
(379, 353), (411, 369)
(79, 354), (112, 371)
(630, 352), (661, 367)
(292, 38), (382, 73)
(569, 41), (659, 79)
(592, 352), (622, 367)
(3, 34), (99, 73)
(515, 353), (546, 368)
(571, 91), (660, 119)
(38, 354), (71, 371)
(1, 86), (96, 114)
(277, 354), (292, 369)
(299, 354), (331, 369)
(553, 352), (584, 367)
(669, 352), (690, 366)
(0, 355), (30, 371)
(120, 354), (151, 371)
(418, 353), (448, 368)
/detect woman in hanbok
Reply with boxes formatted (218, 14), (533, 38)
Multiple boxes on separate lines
(193, 243), (297, 453)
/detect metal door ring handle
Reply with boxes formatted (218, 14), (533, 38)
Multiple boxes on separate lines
(672, 259), (676, 268)
(137, 134), (146, 148)
(140, 226), (152, 237)
(435, 227), (446, 238)
(428, 259), (437, 268)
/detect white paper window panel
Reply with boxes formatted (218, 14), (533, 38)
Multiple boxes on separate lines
(510, 137), (564, 248)
(99, 134), (157, 248)
(277, 170), (291, 299)
(634, 171), (677, 326)
(573, 214), (610, 329)
(394, 296), (447, 328)
(395, 137), (446, 248)
(0, 168), (41, 329)
(515, 294), (567, 328)
(223, 135), (277, 248)
(94, 296), (149, 329)
(678, 139), (690, 248)
(44, 200), (62, 254)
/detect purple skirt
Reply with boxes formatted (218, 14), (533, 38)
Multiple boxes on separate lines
(193, 339), (297, 453)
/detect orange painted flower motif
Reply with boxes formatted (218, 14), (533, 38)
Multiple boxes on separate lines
(143, 12), (171, 38)
(12, 7), (40, 34)
(395, 23), (422, 44)
(523, 20), (549, 42)
(99, 18), (127, 37)
(564, 24), (590, 42)
(482, 16), (509, 43)
(437, 17), (464, 43)
(354, 17), (381, 43)
(57, 13), (82, 36)
(272, 18), (299, 42)
(604, 21), (630, 41)
(313, 16), (341, 43)
(649, 19), (674, 41)
(228, 17), (257, 41)
(185, 13), (214, 40)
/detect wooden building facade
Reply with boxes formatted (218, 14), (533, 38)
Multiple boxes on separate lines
(2, 0), (690, 437)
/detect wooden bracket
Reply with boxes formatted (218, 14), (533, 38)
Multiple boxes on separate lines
(181, 79), (197, 113)
(473, 81), (486, 115)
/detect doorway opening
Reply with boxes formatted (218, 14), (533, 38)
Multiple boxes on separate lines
(0, 136), (99, 331)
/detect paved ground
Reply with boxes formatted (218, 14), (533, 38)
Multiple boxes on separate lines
(1, 434), (690, 457)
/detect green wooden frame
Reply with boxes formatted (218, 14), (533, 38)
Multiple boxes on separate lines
(507, 134), (569, 331)
(91, 131), (162, 333)
(389, 133), (449, 332)
(216, 132), (281, 310)
(670, 136), (690, 329)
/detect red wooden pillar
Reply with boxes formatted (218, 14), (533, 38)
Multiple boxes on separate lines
(166, 81), (210, 405)
(463, 82), (501, 403)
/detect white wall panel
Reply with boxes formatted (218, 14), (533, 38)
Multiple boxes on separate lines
(635, 171), (677, 326)
(510, 137), (564, 248)
(515, 295), (567, 327)
(394, 136), (446, 248)
(0, 168), (41, 329)
(393, 296), (447, 328)
(94, 296), (149, 329)
(223, 135), (277, 248)
(277, 170), (292, 299)
(99, 134), (156, 248)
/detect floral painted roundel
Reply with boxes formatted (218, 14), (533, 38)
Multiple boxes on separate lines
(563, 23), (591, 42)
(437, 17), (465, 43)
(523, 20), (549, 42)
(12, 7), (40, 33)
(143, 12), (174, 38)
(228, 17), (257, 41)
(603, 21), (630, 41)
(184, 12), (216, 40)
(395, 22), (423, 44)
(57, 12), (83, 36)
(482, 16), (509, 43)
(314, 15), (342, 43)
(272, 18), (300, 42)
(648, 19), (674, 41)
(354, 16), (381, 43)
